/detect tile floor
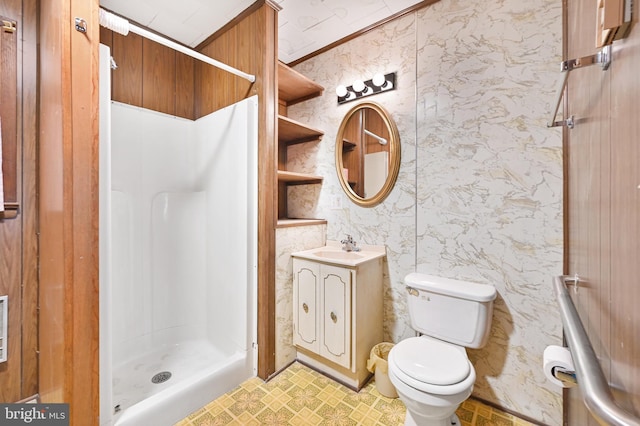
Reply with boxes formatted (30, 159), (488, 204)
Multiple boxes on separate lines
(175, 362), (536, 426)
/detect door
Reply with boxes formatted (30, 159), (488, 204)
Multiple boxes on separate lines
(319, 264), (351, 369)
(293, 259), (320, 352)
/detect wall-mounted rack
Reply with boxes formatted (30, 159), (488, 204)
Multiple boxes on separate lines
(547, 45), (612, 128)
(1, 16), (18, 220)
(0, 295), (7, 363)
(1, 202), (19, 219)
(596, 0), (633, 47)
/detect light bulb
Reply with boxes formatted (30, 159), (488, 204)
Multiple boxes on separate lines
(336, 85), (348, 97)
(372, 73), (386, 87)
(352, 79), (366, 93)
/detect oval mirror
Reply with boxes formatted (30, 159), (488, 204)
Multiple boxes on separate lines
(335, 102), (400, 207)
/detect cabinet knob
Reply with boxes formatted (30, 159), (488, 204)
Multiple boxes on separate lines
(330, 311), (338, 323)
(302, 303), (309, 313)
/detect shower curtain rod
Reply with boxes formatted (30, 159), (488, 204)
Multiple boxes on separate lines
(364, 128), (387, 145)
(98, 8), (256, 83)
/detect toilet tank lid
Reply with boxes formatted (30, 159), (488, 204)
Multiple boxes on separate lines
(405, 273), (497, 302)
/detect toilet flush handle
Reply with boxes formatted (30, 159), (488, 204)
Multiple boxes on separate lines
(407, 287), (419, 297)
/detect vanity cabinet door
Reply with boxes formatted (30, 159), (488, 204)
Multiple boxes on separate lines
(319, 265), (352, 369)
(293, 260), (320, 353)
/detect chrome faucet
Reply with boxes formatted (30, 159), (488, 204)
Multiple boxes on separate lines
(340, 234), (360, 252)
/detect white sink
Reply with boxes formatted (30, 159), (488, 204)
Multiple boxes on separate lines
(292, 241), (385, 267)
(312, 250), (364, 260)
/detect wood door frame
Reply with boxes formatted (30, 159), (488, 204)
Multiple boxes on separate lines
(0, 0), (39, 402)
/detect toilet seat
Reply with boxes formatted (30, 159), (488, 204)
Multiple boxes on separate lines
(394, 336), (469, 385)
(388, 336), (476, 396)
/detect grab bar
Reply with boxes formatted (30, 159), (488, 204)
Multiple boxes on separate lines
(553, 275), (640, 426)
(547, 45), (612, 128)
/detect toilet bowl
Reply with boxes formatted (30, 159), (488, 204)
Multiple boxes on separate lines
(389, 273), (497, 426)
(388, 335), (475, 426)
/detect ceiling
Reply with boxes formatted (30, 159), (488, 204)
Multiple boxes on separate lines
(99, 0), (423, 64)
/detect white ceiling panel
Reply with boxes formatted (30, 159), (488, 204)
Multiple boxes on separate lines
(321, 0), (389, 26)
(278, 0), (422, 62)
(276, 0), (333, 31)
(100, 0), (256, 47)
(99, 0), (424, 63)
(278, 20), (316, 59)
(100, 0), (159, 26)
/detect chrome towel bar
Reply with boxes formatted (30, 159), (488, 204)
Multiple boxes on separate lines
(553, 275), (640, 426)
(547, 45), (612, 128)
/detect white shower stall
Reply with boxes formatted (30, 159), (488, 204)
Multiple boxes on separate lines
(99, 45), (258, 426)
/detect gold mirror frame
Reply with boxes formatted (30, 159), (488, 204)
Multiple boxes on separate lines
(335, 102), (401, 207)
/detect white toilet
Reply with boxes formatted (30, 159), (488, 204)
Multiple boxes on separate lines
(388, 273), (497, 426)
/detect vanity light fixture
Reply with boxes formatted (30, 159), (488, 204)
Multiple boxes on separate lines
(336, 84), (355, 101)
(352, 79), (369, 94)
(336, 72), (397, 104)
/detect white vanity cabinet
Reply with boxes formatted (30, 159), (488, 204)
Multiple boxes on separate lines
(291, 242), (385, 390)
(293, 260), (352, 368)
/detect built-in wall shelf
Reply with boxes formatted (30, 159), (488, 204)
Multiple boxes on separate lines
(278, 170), (323, 185)
(278, 62), (324, 107)
(279, 115), (324, 145)
(277, 62), (325, 221)
(342, 139), (356, 152)
(276, 218), (327, 228)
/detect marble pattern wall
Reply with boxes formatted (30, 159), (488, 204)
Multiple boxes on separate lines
(274, 224), (326, 371)
(283, 0), (563, 424)
(287, 13), (418, 345)
(415, 1), (564, 423)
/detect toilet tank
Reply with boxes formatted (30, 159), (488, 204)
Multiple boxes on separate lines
(405, 273), (497, 348)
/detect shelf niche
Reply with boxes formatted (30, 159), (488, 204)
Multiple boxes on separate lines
(277, 62), (325, 226)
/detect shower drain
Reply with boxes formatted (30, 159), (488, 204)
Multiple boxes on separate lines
(151, 371), (172, 384)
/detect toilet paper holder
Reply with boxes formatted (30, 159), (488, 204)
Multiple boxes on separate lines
(552, 366), (577, 386)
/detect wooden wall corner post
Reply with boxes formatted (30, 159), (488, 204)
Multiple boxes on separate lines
(20, 0), (40, 401)
(69, 0), (100, 423)
(257, 0), (279, 380)
(38, 0), (100, 424)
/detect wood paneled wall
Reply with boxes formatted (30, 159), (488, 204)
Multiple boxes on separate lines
(39, 0), (100, 423)
(194, 18), (259, 117)
(364, 108), (390, 156)
(565, 0), (640, 423)
(342, 112), (363, 196)
(0, 0), (38, 403)
(195, 1), (279, 379)
(100, 28), (195, 119)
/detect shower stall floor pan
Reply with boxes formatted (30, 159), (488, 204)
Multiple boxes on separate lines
(112, 340), (251, 426)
